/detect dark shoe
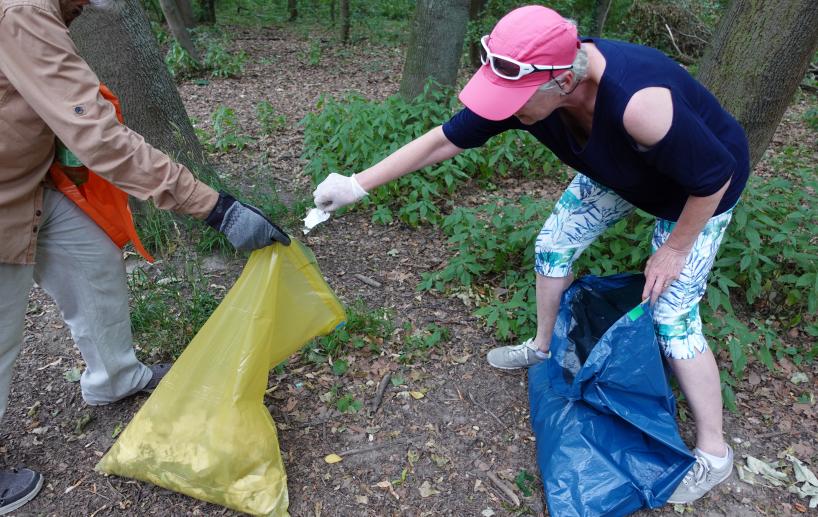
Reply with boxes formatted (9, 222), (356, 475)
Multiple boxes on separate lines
(140, 363), (172, 393)
(0, 468), (43, 515)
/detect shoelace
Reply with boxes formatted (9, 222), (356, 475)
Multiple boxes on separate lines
(682, 456), (710, 485)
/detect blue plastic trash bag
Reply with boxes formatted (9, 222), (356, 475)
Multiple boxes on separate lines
(528, 273), (695, 517)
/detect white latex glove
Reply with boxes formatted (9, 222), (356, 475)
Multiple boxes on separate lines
(312, 172), (367, 212)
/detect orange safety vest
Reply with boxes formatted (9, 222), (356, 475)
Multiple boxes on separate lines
(49, 84), (155, 262)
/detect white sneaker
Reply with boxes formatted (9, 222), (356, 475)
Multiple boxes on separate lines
(667, 445), (733, 504)
(487, 338), (549, 369)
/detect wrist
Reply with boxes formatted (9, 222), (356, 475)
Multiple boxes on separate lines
(663, 240), (691, 255)
(205, 191), (236, 229)
(350, 174), (368, 196)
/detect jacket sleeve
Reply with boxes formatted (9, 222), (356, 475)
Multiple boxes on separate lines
(0, 3), (217, 219)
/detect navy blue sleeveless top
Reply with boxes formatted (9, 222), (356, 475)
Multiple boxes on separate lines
(442, 38), (750, 221)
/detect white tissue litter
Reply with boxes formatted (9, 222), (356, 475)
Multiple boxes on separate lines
(302, 208), (331, 234)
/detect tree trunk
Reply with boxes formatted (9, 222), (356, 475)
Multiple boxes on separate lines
(329, 0), (336, 24)
(200, 0), (215, 23)
(697, 0), (818, 166)
(71, 0), (205, 169)
(176, 0), (196, 29)
(400, 0), (470, 99)
(339, 0), (350, 43)
(589, 0), (614, 37)
(288, 0), (298, 21)
(468, 0), (486, 69)
(159, 0), (200, 63)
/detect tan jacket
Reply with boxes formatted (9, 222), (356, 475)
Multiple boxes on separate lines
(0, 0), (217, 264)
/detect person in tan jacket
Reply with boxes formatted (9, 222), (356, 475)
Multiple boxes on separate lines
(0, 0), (290, 511)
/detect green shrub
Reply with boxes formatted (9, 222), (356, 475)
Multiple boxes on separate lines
(206, 106), (254, 153)
(165, 28), (247, 79)
(417, 154), (818, 408)
(301, 82), (562, 226)
(256, 101), (288, 135)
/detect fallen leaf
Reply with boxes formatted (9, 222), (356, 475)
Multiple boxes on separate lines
(63, 367), (82, 383)
(748, 372), (761, 386)
(744, 455), (789, 486)
(431, 453), (449, 467)
(418, 480), (440, 498)
(324, 454), (343, 464)
(788, 454), (818, 487)
(791, 372), (809, 384)
(355, 495), (368, 505)
(481, 509), (495, 517)
(409, 391), (425, 400)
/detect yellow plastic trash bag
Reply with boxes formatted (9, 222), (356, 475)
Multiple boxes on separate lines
(96, 241), (345, 516)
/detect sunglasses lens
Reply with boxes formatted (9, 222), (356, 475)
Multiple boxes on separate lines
(492, 57), (521, 79)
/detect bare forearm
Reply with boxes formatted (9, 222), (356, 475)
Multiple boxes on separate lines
(666, 179), (731, 252)
(355, 126), (462, 191)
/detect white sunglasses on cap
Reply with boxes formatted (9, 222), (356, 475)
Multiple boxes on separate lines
(480, 35), (573, 81)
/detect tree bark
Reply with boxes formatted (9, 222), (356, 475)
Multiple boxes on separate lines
(71, 0), (206, 169)
(288, 0), (298, 21)
(339, 0), (350, 43)
(176, 0), (196, 29)
(589, 0), (614, 37)
(697, 0), (818, 166)
(400, 0), (471, 99)
(468, 0), (486, 69)
(159, 0), (200, 63)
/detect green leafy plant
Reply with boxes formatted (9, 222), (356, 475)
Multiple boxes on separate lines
(304, 301), (394, 364)
(514, 469), (536, 497)
(398, 323), (451, 363)
(336, 394), (363, 413)
(804, 107), (818, 132)
(256, 101), (287, 135)
(206, 106), (253, 153)
(129, 257), (221, 358)
(164, 28), (247, 79)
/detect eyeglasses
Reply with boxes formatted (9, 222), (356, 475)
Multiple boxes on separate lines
(479, 35), (573, 81)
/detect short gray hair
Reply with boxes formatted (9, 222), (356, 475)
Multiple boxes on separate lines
(537, 45), (588, 92)
(538, 18), (588, 92)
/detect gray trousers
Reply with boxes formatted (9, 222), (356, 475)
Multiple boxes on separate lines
(0, 189), (151, 421)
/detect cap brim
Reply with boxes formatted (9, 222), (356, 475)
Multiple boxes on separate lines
(459, 66), (541, 121)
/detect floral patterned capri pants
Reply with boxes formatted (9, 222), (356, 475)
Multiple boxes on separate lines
(534, 173), (733, 360)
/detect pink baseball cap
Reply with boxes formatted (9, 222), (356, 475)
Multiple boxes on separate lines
(459, 5), (579, 121)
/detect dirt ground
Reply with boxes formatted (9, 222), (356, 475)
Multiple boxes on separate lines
(2, 24), (817, 517)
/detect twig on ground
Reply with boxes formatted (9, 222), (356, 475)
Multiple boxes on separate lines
(486, 471), (520, 506)
(354, 273), (382, 288)
(293, 416), (334, 428)
(755, 429), (790, 439)
(89, 504), (109, 517)
(371, 372), (392, 413)
(64, 474), (88, 494)
(468, 390), (508, 429)
(338, 439), (408, 458)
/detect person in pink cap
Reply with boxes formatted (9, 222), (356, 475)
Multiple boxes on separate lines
(313, 4), (749, 505)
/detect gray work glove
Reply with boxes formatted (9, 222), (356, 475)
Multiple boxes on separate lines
(205, 191), (291, 250)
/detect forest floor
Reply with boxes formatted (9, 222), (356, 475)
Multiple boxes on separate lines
(2, 22), (817, 517)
